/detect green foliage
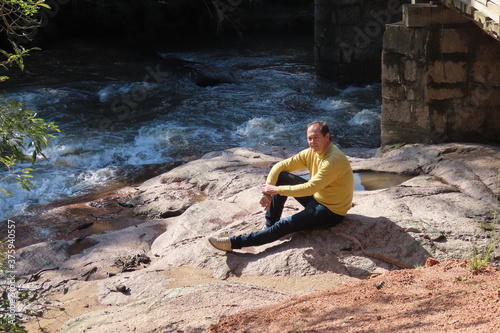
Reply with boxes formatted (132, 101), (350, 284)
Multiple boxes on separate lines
(469, 231), (498, 273)
(0, 0), (47, 71)
(0, 0), (47, 36)
(1, 40), (41, 72)
(0, 98), (59, 195)
(5, 0), (44, 16)
(0, 317), (27, 333)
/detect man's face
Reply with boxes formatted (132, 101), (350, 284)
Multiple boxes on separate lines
(307, 124), (331, 154)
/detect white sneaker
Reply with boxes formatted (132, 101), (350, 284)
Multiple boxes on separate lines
(208, 237), (233, 252)
(263, 223), (273, 230)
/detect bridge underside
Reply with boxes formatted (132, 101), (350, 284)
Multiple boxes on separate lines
(441, 0), (500, 42)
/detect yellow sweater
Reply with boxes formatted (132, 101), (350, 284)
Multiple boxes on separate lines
(266, 143), (354, 216)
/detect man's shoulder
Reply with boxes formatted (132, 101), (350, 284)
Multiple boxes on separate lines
(294, 148), (313, 158)
(327, 143), (344, 156)
(325, 144), (349, 163)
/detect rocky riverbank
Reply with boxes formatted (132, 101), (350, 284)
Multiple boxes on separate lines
(8, 142), (499, 332)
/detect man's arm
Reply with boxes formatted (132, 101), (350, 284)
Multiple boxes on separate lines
(265, 150), (308, 185)
(260, 150), (308, 210)
(277, 160), (339, 197)
(262, 184), (278, 195)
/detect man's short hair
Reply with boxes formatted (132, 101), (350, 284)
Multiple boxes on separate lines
(307, 121), (330, 137)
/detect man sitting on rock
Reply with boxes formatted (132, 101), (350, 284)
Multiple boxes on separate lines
(208, 121), (354, 252)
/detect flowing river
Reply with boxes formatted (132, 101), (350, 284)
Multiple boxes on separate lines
(0, 37), (382, 222)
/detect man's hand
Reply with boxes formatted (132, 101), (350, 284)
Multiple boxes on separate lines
(260, 184), (278, 211)
(259, 194), (271, 211)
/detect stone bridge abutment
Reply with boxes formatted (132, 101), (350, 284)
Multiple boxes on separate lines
(314, 0), (500, 145)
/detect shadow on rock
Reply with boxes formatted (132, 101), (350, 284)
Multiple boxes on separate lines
(223, 214), (433, 279)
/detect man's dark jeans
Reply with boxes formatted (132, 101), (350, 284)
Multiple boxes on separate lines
(229, 172), (344, 249)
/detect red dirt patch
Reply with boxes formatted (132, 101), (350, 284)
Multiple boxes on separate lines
(207, 259), (500, 332)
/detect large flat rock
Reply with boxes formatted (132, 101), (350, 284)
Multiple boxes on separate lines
(11, 143), (499, 333)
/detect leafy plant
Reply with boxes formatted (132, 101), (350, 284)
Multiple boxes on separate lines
(0, 0), (49, 78)
(453, 276), (467, 281)
(469, 231), (498, 273)
(1, 40), (40, 72)
(0, 0), (47, 36)
(0, 98), (59, 195)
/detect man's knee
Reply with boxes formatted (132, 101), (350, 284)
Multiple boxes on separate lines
(277, 172), (306, 186)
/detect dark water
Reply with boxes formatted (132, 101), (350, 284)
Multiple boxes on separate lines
(0, 37), (382, 221)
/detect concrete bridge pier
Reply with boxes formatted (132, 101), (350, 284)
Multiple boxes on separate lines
(381, 3), (500, 145)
